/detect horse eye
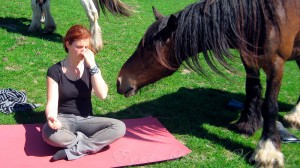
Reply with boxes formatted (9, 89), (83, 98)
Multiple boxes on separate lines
(159, 40), (165, 46)
(144, 43), (153, 50)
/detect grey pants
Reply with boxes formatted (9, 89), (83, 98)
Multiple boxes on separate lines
(42, 114), (126, 160)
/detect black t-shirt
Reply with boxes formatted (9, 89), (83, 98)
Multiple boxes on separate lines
(47, 62), (93, 116)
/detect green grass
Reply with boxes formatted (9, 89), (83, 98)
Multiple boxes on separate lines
(0, 0), (299, 167)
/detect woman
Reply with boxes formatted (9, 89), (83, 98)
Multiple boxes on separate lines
(42, 25), (126, 161)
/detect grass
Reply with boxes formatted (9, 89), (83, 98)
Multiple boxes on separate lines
(0, 0), (299, 167)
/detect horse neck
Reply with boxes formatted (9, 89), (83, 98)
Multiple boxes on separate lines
(172, 0), (281, 75)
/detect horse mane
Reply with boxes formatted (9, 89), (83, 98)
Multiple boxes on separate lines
(171, 0), (282, 76)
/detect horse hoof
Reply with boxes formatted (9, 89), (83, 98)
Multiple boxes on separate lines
(43, 27), (56, 34)
(28, 25), (42, 33)
(283, 106), (300, 129)
(234, 120), (260, 136)
(283, 114), (300, 129)
(92, 40), (103, 53)
(252, 139), (284, 168)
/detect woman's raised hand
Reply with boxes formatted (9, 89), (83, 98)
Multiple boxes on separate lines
(81, 48), (96, 68)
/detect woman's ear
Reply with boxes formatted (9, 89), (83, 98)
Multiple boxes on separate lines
(66, 41), (71, 48)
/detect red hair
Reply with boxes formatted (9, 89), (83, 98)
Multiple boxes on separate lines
(63, 25), (94, 53)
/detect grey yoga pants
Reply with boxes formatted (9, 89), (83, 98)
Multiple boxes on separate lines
(42, 114), (126, 160)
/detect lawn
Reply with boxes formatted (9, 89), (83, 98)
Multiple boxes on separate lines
(0, 0), (299, 167)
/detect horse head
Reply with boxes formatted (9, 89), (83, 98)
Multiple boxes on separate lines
(117, 7), (180, 97)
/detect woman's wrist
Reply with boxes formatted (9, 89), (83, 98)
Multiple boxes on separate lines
(47, 116), (53, 122)
(89, 65), (100, 76)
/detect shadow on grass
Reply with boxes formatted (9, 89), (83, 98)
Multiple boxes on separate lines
(103, 87), (294, 165)
(12, 87), (295, 164)
(14, 110), (46, 124)
(0, 17), (62, 43)
(13, 111), (58, 157)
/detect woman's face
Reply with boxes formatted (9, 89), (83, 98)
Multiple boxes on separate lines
(66, 38), (90, 61)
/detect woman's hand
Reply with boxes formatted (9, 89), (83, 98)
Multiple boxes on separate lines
(47, 116), (62, 130)
(81, 48), (96, 69)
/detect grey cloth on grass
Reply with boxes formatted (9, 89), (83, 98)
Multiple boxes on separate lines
(0, 88), (40, 114)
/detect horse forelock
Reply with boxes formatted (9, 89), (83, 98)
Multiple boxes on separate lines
(142, 18), (168, 46)
(173, 0), (282, 76)
(140, 21), (162, 62)
(141, 18), (179, 70)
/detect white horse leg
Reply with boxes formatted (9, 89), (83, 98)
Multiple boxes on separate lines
(92, 0), (100, 13)
(283, 98), (300, 129)
(42, 0), (56, 34)
(284, 50), (300, 129)
(90, 20), (103, 53)
(28, 0), (42, 32)
(253, 139), (284, 168)
(81, 0), (103, 52)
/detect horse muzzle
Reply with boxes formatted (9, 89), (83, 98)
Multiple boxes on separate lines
(116, 77), (138, 97)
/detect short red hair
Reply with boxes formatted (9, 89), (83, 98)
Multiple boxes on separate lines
(63, 25), (94, 53)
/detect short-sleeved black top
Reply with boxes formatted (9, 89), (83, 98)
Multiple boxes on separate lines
(47, 62), (93, 116)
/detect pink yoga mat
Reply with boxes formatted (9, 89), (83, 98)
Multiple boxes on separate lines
(0, 117), (191, 168)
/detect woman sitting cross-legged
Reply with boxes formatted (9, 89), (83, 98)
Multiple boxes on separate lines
(42, 24), (126, 161)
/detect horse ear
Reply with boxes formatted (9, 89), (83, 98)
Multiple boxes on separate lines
(166, 14), (178, 31)
(156, 14), (178, 42)
(152, 6), (164, 20)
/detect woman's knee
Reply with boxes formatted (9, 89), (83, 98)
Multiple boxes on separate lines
(113, 120), (126, 138)
(42, 123), (76, 147)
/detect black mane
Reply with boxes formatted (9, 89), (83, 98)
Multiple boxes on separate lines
(166, 0), (281, 75)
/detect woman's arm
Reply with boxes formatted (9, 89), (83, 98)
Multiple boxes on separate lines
(90, 68), (108, 99)
(45, 76), (61, 129)
(82, 48), (108, 100)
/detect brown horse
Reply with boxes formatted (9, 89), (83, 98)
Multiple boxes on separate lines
(117, 0), (300, 167)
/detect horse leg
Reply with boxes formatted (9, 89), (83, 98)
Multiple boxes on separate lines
(253, 57), (284, 168)
(28, 0), (42, 32)
(81, 0), (103, 52)
(41, 12), (45, 23)
(92, 0), (100, 13)
(283, 59), (300, 129)
(235, 60), (263, 136)
(41, 0), (56, 34)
